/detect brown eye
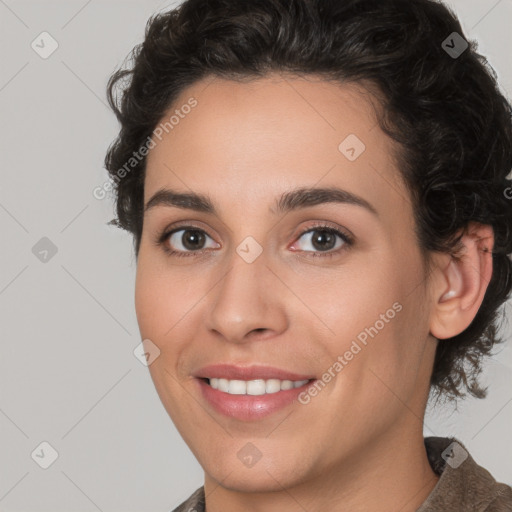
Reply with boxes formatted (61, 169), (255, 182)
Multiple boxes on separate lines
(294, 227), (348, 253)
(310, 230), (338, 251)
(164, 228), (219, 254)
(180, 230), (206, 250)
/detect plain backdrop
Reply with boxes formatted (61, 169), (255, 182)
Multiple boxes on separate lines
(1, 0), (511, 510)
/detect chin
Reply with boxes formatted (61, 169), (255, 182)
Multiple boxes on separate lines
(208, 468), (301, 493)
(202, 453), (312, 493)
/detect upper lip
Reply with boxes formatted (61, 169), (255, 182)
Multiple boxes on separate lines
(194, 364), (315, 381)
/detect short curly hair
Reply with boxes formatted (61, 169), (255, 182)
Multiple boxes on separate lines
(104, 0), (512, 401)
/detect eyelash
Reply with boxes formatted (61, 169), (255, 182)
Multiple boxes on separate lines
(154, 222), (354, 260)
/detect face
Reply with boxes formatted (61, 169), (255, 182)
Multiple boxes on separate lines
(135, 74), (437, 492)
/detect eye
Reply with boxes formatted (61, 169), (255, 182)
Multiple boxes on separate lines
(160, 227), (219, 256)
(155, 223), (353, 259)
(290, 225), (352, 255)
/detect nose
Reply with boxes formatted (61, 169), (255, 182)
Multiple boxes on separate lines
(204, 248), (289, 344)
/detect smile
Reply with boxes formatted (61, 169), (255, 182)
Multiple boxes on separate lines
(206, 377), (311, 395)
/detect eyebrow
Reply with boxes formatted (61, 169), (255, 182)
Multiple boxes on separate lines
(144, 186), (378, 217)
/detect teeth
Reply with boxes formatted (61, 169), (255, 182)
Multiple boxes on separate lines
(208, 378), (309, 395)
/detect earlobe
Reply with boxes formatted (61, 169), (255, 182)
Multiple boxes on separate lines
(430, 223), (494, 340)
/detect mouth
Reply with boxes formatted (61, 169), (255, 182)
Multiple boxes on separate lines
(196, 377), (316, 421)
(193, 364), (317, 420)
(200, 377), (313, 395)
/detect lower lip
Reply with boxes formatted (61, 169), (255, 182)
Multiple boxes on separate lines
(196, 378), (315, 421)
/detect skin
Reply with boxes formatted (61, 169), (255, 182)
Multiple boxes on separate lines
(135, 73), (494, 511)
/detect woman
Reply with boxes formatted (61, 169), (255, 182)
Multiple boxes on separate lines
(104, 0), (512, 510)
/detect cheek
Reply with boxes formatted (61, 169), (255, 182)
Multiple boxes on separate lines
(134, 258), (184, 349)
(134, 254), (210, 381)
(300, 250), (428, 381)
(135, 253), (193, 337)
(290, 259), (398, 339)
(134, 261), (163, 338)
(134, 260), (193, 410)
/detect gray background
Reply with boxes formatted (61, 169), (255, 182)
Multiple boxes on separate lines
(0, 0), (511, 510)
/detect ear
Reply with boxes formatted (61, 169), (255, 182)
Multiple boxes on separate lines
(429, 222), (494, 340)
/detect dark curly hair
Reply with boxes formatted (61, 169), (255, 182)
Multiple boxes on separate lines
(104, 0), (512, 401)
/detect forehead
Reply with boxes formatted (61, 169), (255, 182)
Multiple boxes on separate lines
(143, 74), (408, 219)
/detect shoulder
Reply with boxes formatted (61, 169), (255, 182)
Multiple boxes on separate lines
(484, 486), (512, 511)
(171, 486), (205, 512)
(419, 437), (512, 512)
